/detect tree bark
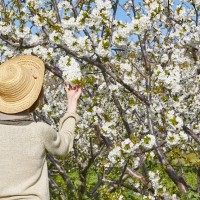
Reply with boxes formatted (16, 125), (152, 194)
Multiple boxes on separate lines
(197, 167), (200, 193)
(156, 147), (189, 193)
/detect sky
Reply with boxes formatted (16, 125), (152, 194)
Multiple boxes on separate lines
(115, 0), (185, 23)
(2, 0), (190, 35)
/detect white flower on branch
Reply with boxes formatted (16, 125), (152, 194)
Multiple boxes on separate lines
(179, 131), (188, 141)
(95, 0), (112, 10)
(108, 84), (119, 92)
(96, 40), (111, 57)
(108, 146), (121, 164)
(49, 31), (61, 43)
(26, 0), (41, 10)
(120, 63), (132, 73)
(31, 15), (43, 27)
(29, 35), (40, 45)
(121, 138), (134, 153)
(58, 56), (82, 85)
(57, 1), (71, 10)
(132, 157), (140, 168)
(148, 170), (162, 196)
(167, 132), (180, 146)
(0, 22), (12, 35)
(141, 134), (156, 149)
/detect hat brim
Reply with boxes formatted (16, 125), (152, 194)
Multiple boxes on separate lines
(0, 55), (45, 114)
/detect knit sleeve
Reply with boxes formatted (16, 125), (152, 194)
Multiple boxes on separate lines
(39, 112), (81, 156)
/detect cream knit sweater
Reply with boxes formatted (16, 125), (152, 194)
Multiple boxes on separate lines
(0, 112), (80, 200)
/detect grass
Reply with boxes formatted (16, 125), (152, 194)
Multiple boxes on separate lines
(50, 165), (199, 200)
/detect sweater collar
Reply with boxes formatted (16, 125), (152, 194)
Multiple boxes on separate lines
(0, 111), (31, 121)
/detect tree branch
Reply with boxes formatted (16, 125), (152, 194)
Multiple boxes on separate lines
(102, 70), (132, 136)
(0, 0), (7, 19)
(198, 167), (200, 193)
(93, 124), (113, 148)
(0, 34), (48, 48)
(57, 43), (150, 106)
(126, 167), (152, 190)
(47, 153), (75, 192)
(52, 0), (61, 23)
(192, 3), (199, 26)
(156, 146), (189, 193)
(91, 167), (113, 197)
(45, 63), (63, 80)
(49, 172), (59, 191)
(183, 125), (200, 145)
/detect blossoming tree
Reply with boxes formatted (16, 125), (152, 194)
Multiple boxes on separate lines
(0, 0), (199, 199)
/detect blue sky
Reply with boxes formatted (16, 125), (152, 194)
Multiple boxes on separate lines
(115, 0), (185, 23)
(4, 0), (190, 35)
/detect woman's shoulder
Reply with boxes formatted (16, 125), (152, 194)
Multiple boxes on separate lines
(33, 121), (56, 134)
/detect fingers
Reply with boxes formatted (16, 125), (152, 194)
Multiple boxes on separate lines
(64, 83), (70, 91)
(64, 83), (82, 91)
(64, 83), (73, 90)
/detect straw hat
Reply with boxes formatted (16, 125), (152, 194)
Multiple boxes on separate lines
(0, 55), (45, 114)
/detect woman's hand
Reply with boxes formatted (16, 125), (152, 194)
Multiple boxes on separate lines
(64, 83), (82, 113)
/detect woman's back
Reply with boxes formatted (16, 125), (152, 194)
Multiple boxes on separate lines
(0, 121), (49, 200)
(0, 55), (82, 199)
(0, 111), (80, 199)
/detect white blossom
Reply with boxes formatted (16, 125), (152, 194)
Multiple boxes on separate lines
(26, 0), (41, 9)
(120, 63), (132, 72)
(167, 132), (180, 146)
(58, 56), (82, 84)
(121, 138), (134, 153)
(108, 146), (121, 164)
(142, 135), (156, 149)
(29, 35), (40, 44)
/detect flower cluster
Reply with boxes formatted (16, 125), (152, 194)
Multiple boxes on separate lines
(58, 56), (82, 85)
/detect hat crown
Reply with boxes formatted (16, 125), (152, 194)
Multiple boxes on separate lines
(0, 64), (21, 91)
(0, 63), (33, 101)
(0, 64), (16, 81)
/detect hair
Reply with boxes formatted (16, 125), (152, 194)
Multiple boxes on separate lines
(28, 86), (44, 113)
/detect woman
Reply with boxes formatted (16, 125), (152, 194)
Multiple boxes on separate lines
(0, 55), (82, 199)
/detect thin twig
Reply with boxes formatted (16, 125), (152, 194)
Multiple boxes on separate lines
(52, 0), (61, 23)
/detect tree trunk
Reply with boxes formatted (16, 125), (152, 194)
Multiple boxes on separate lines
(78, 171), (87, 200)
(197, 167), (200, 193)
